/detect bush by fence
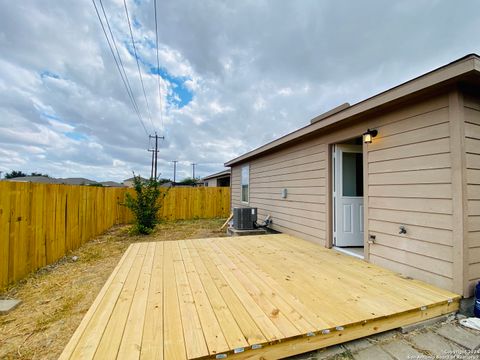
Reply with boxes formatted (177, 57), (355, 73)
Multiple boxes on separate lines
(0, 182), (230, 289)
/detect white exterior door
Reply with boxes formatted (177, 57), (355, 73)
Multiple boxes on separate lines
(333, 144), (364, 247)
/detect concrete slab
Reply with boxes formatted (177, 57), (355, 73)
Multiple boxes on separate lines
(343, 338), (373, 353)
(400, 314), (448, 333)
(408, 331), (464, 357)
(0, 299), (21, 315)
(459, 297), (474, 316)
(285, 351), (316, 360)
(381, 339), (425, 359)
(353, 345), (394, 360)
(227, 227), (267, 236)
(315, 345), (347, 359)
(368, 330), (399, 343)
(436, 323), (480, 350)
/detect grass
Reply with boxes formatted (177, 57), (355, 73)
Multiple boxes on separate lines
(0, 218), (226, 360)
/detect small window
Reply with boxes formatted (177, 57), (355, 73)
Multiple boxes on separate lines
(241, 165), (249, 203)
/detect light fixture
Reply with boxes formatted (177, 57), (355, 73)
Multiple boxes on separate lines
(363, 129), (378, 144)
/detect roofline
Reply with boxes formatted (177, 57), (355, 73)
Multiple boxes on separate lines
(225, 54), (480, 167)
(202, 169), (231, 180)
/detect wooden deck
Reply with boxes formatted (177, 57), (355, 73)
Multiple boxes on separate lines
(60, 234), (460, 360)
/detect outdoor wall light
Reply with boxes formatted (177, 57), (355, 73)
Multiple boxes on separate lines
(363, 129), (378, 144)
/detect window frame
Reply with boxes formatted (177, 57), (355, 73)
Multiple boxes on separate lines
(241, 164), (250, 204)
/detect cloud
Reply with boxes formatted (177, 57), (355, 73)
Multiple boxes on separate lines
(0, 0), (479, 182)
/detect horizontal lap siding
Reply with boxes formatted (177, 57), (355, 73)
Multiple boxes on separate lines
(367, 95), (454, 291)
(464, 93), (480, 291)
(231, 139), (327, 246)
(230, 94), (455, 291)
(231, 166), (241, 205)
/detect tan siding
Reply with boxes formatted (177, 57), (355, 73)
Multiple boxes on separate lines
(365, 95), (454, 290)
(231, 139), (327, 246)
(230, 93), (456, 290)
(369, 168), (451, 185)
(464, 93), (480, 290)
(370, 254), (453, 290)
(231, 166), (241, 206)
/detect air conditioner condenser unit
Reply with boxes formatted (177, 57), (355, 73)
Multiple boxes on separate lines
(233, 207), (257, 230)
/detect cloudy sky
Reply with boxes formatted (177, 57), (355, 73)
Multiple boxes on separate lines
(0, 0), (478, 182)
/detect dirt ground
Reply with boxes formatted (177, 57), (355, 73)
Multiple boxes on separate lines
(0, 218), (226, 360)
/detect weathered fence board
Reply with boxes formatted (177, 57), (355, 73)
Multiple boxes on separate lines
(0, 183), (230, 289)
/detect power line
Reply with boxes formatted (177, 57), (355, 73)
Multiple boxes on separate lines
(92, 0), (149, 136)
(97, 0), (145, 130)
(153, 0), (164, 133)
(123, 0), (155, 133)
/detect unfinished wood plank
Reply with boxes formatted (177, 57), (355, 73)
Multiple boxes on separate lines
(61, 234), (461, 360)
(231, 238), (361, 325)
(192, 240), (276, 344)
(206, 239), (302, 338)
(140, 242), (164, 360)
(178, 241), (230, 355)
(238, 236), (417, 317)
(260, 234), (451, 307)
(228, 301), (459, 360)
(185, 240), (259, 348)
(198, 241), (286, 341)
(93, 243), (148, 360)
(220, 213), (233, 230)
(172, 242), (209, 359)
(163, 241), (187, 360)
(117, 242), (156, 359)
(274, 234), (457, 301)
(216, 240), (328, 331)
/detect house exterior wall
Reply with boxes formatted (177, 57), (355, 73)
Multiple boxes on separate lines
(231, 92), (459, 293)
(464, 91), (480, 295)
(205, 178), (218, 187)
(365, 93), (454, 292)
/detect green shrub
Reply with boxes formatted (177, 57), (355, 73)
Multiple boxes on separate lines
(123, 175), (167, 235)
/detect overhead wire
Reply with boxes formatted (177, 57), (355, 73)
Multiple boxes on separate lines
(98, 0), (145, 128)
(123, 0), (155, 134)
(92, 0), (149, 136)
(153, 0), (164, 133)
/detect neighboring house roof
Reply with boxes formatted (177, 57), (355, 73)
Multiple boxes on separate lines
(58, 177), (99, 185)
(100, 181), (125, 187)
(4, 176), (59, 184)
(225, 53), (480, 167)
(3, 176), (125, 187)
(202, 169), (231, 181)
(123, 176), (148, 182)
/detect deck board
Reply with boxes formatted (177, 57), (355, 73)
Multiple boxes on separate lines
(61, 234), (460, 360)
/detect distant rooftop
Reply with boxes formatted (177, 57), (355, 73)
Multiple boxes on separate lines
(3, 176), (124, 186)
(202, 169), (231, 181)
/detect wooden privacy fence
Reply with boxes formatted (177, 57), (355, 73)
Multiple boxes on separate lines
(159, 187), (230, 221)
(0, 183), (230, 289)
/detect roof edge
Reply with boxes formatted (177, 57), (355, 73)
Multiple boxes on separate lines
(225, 54), (480, 167)
(202, 169), (231, 180)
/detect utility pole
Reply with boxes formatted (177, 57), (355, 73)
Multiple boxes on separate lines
(149, 133), (164, 180)
(147, 149), (156, 179)
(191, 163), (197, 180)
(172, 160), (178, 185)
